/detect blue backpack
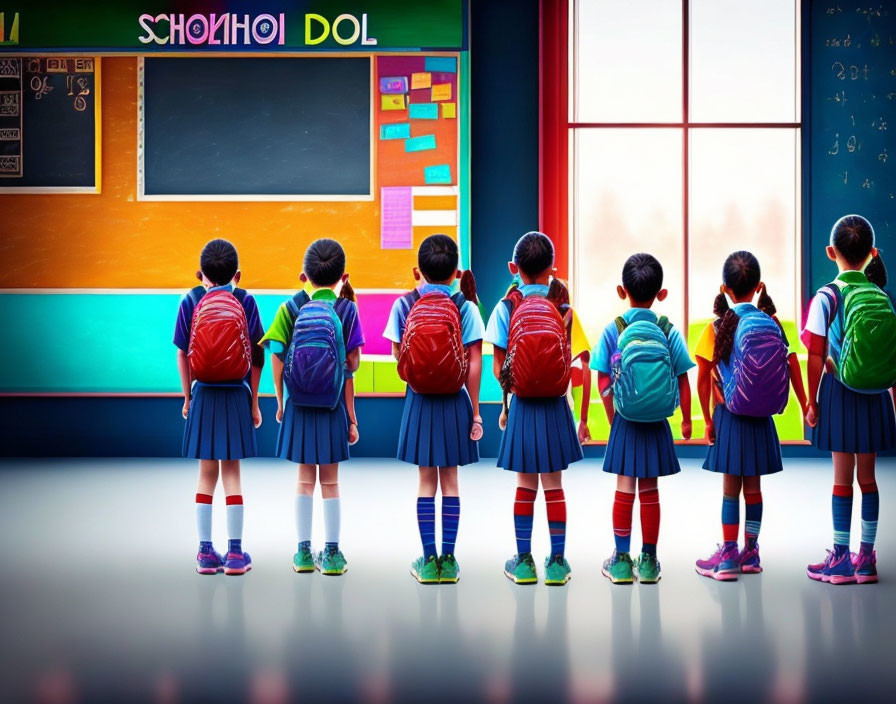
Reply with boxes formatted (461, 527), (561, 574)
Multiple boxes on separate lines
(284, 292), (346, 410)
(610, 316), (678, 423)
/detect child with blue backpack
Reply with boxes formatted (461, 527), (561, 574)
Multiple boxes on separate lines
(175, 239), (265, 576)
(384, 234), (484, 585)
(592, 253), (693, 585)
(694, 251), (807, 580)
(261, 239), (364, 576)
(803, 215), (896, 585)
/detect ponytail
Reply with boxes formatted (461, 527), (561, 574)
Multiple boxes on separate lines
(547, 277), (570, 308)
(865, 252), (888, 288)
(338, 275), (356, 302)
(459, 269), (478, 304)
(713, 292), (729, 318)
(757, 283), (776, 316)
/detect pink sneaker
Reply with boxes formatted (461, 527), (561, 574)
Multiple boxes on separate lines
(852, 550), (878, 584)
(696, 543), (739, 581)
(737, 544), (763, 574)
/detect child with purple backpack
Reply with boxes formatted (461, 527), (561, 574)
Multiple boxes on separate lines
(695, 251), (807, 580)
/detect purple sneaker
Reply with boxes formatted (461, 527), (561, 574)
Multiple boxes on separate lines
(196, 545), (224, 575)
(853, 550), (878, 585)
(224, 550), (252, 576)
(737, 544), (762, 574)
(696, 543), (739, 581)
(807, 548), (856, 584)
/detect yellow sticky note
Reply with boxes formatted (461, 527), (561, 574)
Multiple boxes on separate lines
(381, 94), (406, 111)
(431, 83), (452, 102)
(442, 102), (456, 119)
(411, 72), (432, 89)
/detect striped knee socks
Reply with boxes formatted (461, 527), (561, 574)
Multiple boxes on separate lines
(860, 481), (879, 553)
(613, 491), (635, 554)
(744, 491), (763, 549)
(442, 496), (460, 556)
(545, 488), (567, 558)
(722, 494), (739, 546)
(513, 487), (536, 555)
(639, 487), (660, 555)
(417, 497), (437, 560)
(832, 484), (853, 550)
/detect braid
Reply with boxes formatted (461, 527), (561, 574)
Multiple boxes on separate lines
(713, 310), (741, 366)
(459, 269), (478, 303)
(757, 283), (776, 316)
(713, 292), (729, 318)
(338, 275), (356, 302)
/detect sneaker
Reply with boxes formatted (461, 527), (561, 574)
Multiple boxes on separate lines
(544, 554), (572, 586)
(224, 549), (252, 576)
(411, 555), (440, 584)
(695, 543), (739, 581)
(601, 550), (635, 585)
(293, 544), (314, 573)
(504, 553), (538, 585)
(196, 544), (224, 575)
(807, 547), (856, 585)
(439, 554), (460, 584)
(737, 544), (763, 574)
(636, 553), (661, 584)
(315, 546), (348, 576)
(853, 550), (878, 585)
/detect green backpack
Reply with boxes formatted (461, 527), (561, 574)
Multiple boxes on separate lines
(828, 277), (896, 392)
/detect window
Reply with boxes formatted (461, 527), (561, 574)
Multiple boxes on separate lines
(569, 0), (802, 440)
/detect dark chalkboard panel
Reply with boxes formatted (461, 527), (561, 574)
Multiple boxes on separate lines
(0, 56), (98, 191)
(140, 57), (371, 198)
(808, 1), (895, 292)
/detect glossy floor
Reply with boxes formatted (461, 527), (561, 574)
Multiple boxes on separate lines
(2, 457), (894, 703)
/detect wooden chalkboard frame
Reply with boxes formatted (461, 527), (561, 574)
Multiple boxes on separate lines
(136, 54), (375, 202)
(0, 55), (102, 194)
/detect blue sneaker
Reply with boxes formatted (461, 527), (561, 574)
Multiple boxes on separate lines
(224, 549), (252, 576)
(853, 550), (878, 585)
(807, 547), (855, 585)
(196, 543), (224, 575)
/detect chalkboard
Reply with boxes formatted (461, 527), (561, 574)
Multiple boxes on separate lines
(808, 1), (895, 292)
(0, 56), (98, 191)
(140, 57), (372, 199)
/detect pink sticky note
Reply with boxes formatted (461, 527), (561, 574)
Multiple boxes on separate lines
(381, 187), (413, 249)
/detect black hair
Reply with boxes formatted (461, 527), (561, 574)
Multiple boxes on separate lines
(303, 238), (346, 288)
(830, 214), (875, 266)
(512, 231), (555, 277)
(713, 250), (777, 365)
(200, 238), (239, 286)
(621, 253), (664, 303)
(418, 234), (459, 283)
(865, 251), (887, 289)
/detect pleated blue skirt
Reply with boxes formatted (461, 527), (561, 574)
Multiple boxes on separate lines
(813, 373), (896, 453)
(277, 396), (349, 466)
(183, 382), (257, 460)
(497, 395), (583, 474)
(703, 404), (783, 476)
(397, 387), (479, 468)
(603, 415), (679, 478)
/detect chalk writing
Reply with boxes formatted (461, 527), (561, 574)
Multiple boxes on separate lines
(0, 90), (20, 116)
(0, 58), (19, 77)
(829, 133), (840, 154)
(0, 127), (19, 140)
(0, 155), (20, 173)
(30, 75), (52, 100)
(879, 148), (888, 163)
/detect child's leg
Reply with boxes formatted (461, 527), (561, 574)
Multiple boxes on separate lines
(438, 466), (460, 557)
(514, 474), (538, 555)
(613, 475), (636, 554)
(638, 477), (659, 555)
(722, 475), (743, 545)
(220, 459), (244, 551)
(296, 464), (316, 548)
(857, 453), (878, 554)
(743, 476), (762, 549)
(417, 467), (438, 560)
(832, 452), (856, 550)
(541, 471), (567, 559)
(196, 460), (219, 546)
(319, 463), (340, 550)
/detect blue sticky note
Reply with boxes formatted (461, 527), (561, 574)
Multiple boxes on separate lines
(405, 134), (437, 152)
(409, 103), (439, 120)
(379, 76), (408, 94)
(425, 57), (456, 74)
(380, 123), (411, 140)
(424, 164), (452, 184)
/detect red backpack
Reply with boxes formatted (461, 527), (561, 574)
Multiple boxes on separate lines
(397, 290), (468, 395)
(187, 287), (252, 383)
(500, 289), (571, 400)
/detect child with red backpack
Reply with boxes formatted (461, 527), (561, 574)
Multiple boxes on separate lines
(694, 251), (808, 581)
(592, 253), (693, 585)
(485, 232), (590, 587)
(174, 239), (265, 576)
(260, 239), (364, 577)
(803, 215), (896, 585)
(384, 234), (484, 585)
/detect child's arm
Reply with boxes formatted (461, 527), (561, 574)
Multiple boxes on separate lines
(271, 353), (285, 423)
(177, 349), (191, 419)
(466, 341), (483, 440)
(392, 342), (400, 361)
(492, 347), (508, 429)
(678, 372), (692, 440)
(788, 352), (808, 418)
(696, 357), (714, 443)
(576, 352), (592, 443)
(597, 371), (614, 425)
(345, 347), (361, 443)
(805, 333), (826, 428)
(250, 362), (262, 428)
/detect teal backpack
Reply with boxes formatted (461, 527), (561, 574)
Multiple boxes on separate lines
(827, 277), (896, 392)
(609, 316), (679, 423)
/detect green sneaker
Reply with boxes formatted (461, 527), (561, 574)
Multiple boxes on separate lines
(315, 546), (348, 576)
(601, 550), (635, 584)
(293, 544), (314, 573)
(636, 552), (661, 584)
(439, 554), (460, 583)
(544, 554), (572, 586)
(411, 555), (440, 584)
(504, 553), (538, 585)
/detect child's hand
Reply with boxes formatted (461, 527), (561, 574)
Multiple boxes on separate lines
(681, 418), (693, 441)
(577, 420), (592, 444)
(704, 419), (715, 445)
(806, 402), (818, 428)
(276, 401), (284, 424)
(499, 408), (508, 431)
(182, 396), (190, 419)
(252, 402), (262, 429)
(348, 421), (360, 445)
(470, 415), (484, 441)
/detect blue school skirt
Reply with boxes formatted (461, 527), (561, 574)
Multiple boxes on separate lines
(703, 404), (782, 476)
(183, 382), (257, 461)
(397, 387), (479, 468)
(497, 395), (583, 474)
(813, 374), (896, 454)
(277, 393), (350, 466)
(603, 415), (679, 478)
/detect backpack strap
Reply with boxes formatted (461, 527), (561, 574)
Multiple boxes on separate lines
(232, 287), (247, 303)
(821, 283), (843, 329)
(614, 316), (627, 334)
(402, 288), (422, 309)
(450, 291), (467, 314)
(502, 287), (525, 317)
(285, 290), (311, 319)
(187, 285), (205, 308)
(656, 315), (673, 338)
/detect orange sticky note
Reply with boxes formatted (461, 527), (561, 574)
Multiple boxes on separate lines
(411, 72), (432, 89)
(381, 94), (406, 111)
(431, 83), (452, 102)
(442, 102), (456, 119)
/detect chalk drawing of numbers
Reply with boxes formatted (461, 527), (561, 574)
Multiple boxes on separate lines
(66, 75), (90, 112)
(30, 75), (52, 100)
(828, 133), (839, 155)
(879, 148), (888, 164)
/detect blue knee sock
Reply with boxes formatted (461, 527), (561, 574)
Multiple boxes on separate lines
(417, 497), (437, 560)
(441, 496), (460, 557)
(514, 487), (536, 555)
(722, 495), (739, 546)
(832, 485), (853, 549)
(860, 482), (879, 553)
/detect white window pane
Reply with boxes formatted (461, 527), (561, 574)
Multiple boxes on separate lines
(574, 0), (682, 122)
(690, 0), (798, 122)
(573, 129), (684, 344)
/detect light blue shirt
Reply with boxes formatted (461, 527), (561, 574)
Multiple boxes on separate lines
(484, 284), (550, 350)
(383, 283), (484, 346)
(590, 308), (695, 377)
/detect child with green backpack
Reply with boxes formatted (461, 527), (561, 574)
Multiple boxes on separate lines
(591, 253), (694, 585)
(803, 215), (896, 585)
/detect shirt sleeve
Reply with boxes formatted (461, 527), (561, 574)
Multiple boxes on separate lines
(259, 302), (294, 349)
(694, 322), (715, 362)
(383, 297), (406, 344)
(342, 301), (366, 353)
(172, 294), (194, 352)
(461, 300), (485, 345)
(589, 323), (617, 374)
(667, 325), (696, 377)
(484, 301), (510, 349)
(801, 290), (833, 346)
(241, 294), (265, 345)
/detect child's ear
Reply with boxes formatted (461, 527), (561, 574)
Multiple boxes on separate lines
(508, 261), (519, 276)
(299, 272), (308, 284)
(870, 246), (879, 259)
(412, 267), (421, 282)
(232, 270), (241, 286)
(616, 285), (627, 300)
(656, 288), (668, 302)
(826, 245), (838, 262)
(195, 270), (203, 282)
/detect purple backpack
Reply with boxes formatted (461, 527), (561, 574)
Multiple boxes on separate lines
(717, 305), (789, 417)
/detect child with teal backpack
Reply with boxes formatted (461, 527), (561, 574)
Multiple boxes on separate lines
(803, 215), (896, 585)
(591, 253), (694, 585)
